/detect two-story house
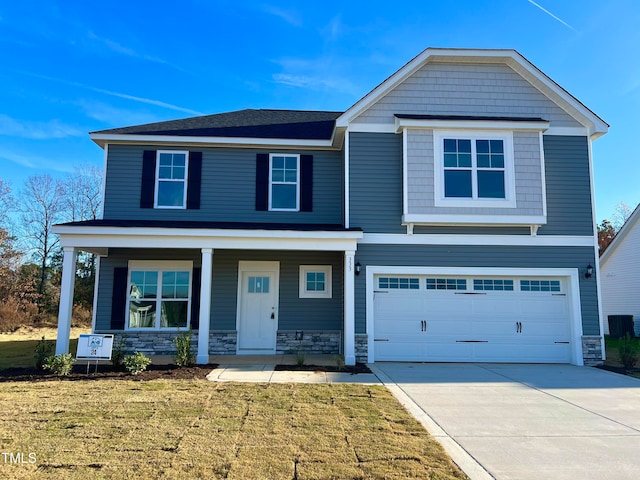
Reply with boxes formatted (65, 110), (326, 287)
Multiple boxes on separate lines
(53, 48), (608, 366)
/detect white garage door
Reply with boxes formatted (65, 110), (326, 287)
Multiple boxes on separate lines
(373, 275), (571, 363)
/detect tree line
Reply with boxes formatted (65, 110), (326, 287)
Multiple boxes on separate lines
(0, 166), (102, 332)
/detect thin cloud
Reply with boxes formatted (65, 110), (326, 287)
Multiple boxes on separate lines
(321, 15), (343, 41)
(0, 114), (82, 139)
(0, 148), (74, 173)
(77, 100), (161, 127)
(261, 5), (303, 27)
(14, 70), (203, 115)
(527, 0), (578, 32)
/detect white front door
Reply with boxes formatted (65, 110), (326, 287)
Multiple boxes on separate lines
(237, 261), (279, 354)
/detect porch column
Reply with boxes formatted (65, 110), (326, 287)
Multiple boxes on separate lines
(197, 248), (213, 364)
(55, 247), (78, 355)
(344, 250), (356, 365)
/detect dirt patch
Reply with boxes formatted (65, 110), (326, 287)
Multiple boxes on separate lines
(0, 364), (217, 382)
(274, 363), (371, 374)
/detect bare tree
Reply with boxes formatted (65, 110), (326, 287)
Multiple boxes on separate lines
(19, 174), (65, 299)
(63, 164), (103, 222)
(611, 201), (634, 232)
(0, 179), (15, 228)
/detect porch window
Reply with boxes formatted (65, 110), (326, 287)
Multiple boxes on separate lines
(127, 261), (192, 329)
(299, 265), (332, 298)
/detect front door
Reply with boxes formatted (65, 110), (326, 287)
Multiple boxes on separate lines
(237, 261), (279, 354)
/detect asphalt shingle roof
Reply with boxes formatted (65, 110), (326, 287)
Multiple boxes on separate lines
(92, 109), (343, 140)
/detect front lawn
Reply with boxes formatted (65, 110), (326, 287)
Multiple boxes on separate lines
(0, 379), (467, 479)
(603, 335), (640, 379)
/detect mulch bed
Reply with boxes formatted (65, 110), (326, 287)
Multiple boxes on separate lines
(596, 364), (640, 376)
(1, 363), (372, 382)
(273, 363), (371, 374)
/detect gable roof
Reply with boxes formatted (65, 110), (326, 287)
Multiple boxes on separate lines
(336, 48), (608, 139)
(92, 109), (341, 139)
(600, 203), (640, 264)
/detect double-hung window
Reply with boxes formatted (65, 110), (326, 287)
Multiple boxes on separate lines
(269, 154), (299, 211)
(434, 131), (515, 208)
(127, 261), (192, 330)
(155, 150), (188, 208)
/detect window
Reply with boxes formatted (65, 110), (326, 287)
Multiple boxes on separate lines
(270, 154), (299, 211)
(426, 278), (467, 290)
(520, 280), (561, 292)
(473, 279), (514, 291)
(378, 277), (420, 289)
(299, 265), (332, 298)
(434, 131), (515, 208)
(127, 261), (192, 329)
(155, 151), (188, 208)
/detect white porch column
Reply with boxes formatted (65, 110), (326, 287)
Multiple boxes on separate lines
(344, 250), (356, 365)
(197, 248), (213, 364)
(55, 247), (78, 355)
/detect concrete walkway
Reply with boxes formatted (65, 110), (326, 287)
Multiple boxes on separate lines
(372, 363), (640, 480)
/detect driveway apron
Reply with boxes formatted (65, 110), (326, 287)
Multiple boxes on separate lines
(374, 363), (640, 480)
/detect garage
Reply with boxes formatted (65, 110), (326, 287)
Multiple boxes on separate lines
(371, 272), (574, 363)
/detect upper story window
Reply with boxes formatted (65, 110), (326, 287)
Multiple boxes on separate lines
(155, 151), (189, 208)
(433, 131), (516, 208)
(269, 154), (300, 211)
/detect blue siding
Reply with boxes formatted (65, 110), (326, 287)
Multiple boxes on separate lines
(354, 244), (599, 335)
(103, 145), (343, 224)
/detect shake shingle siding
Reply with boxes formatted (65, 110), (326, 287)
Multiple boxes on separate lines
(103, 145), (343, 224)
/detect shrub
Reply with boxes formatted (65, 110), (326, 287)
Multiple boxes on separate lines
(618, 333), (640, 370)
(71, 304), (92, 327)
(34, 336), (55, 370)
(124, 352), (151, 375)
(43, 353), (74, 376)
(173, 329), (194, 367)
(111, 336), (128, 370)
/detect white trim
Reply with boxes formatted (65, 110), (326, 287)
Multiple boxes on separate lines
(433, 130), (516, 209)
(336, 48), (608, 138)
(99, 144), (108, 219)
(539, 131), (548, 219)
(359, 233), (595, 247)
(55, 247), (78, 355)
(544, 127), (590, 136)
(402, 128), (408, 216)
(344, 130), (350, 228)
(236, 261), (280, 354)
(154, 150), (189, 209)
(55, 226), (362, 252)
(402, 213), (546, 225)
(365, 265), (584, 366)
(126, 260), (193, 331)
(90, 256), (101, 332)
(344, 251), (356, 365)
(396, 118), (549, 132)
(268, 153), (300, 212)
(347, 123), (396, 133)
(299, 265), (332, 299)
(91, 133), (337, 149)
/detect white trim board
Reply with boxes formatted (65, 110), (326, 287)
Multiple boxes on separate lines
(364, 265), (584, 366)
(359, 233), (594, 247)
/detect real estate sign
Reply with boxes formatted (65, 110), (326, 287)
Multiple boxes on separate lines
(76, 334), (114, 360)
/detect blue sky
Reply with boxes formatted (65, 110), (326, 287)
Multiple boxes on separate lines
(0, 0), (638, 221)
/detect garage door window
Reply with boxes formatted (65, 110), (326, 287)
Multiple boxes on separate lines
(473, 279), (514, 291)
(520, 280), (561, 292)
(378, 277), (420, 289)
(426, 278), (467, 290)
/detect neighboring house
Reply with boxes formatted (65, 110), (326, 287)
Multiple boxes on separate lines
(600, 203), (640, 335)
(53, 48), (608, 366)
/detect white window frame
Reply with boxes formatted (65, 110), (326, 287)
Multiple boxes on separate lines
(154, 150), (189, 209)
(433, 130), (516, 208)
(269, 153), (300, 212)
(299, 265), (332, 299)
(126, 260), (193, 331)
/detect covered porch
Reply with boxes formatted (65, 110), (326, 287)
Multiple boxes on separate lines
(52, 220), (363, 365)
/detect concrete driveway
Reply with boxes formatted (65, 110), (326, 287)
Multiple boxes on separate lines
(371, 363), (640, 480)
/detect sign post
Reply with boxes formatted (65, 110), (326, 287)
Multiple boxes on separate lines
(76, 334), (114, 373)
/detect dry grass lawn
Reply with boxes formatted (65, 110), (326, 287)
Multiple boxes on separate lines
(0, 379), (467, 479)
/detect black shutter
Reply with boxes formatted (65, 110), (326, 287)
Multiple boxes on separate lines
(111, 267), (128, 330)
(255, 153), (269, 211)
(187, 151), (202, 210)
(140, 150), (157, 208)
(190, 268), (202, 330)
(300, 154), (313, 212)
